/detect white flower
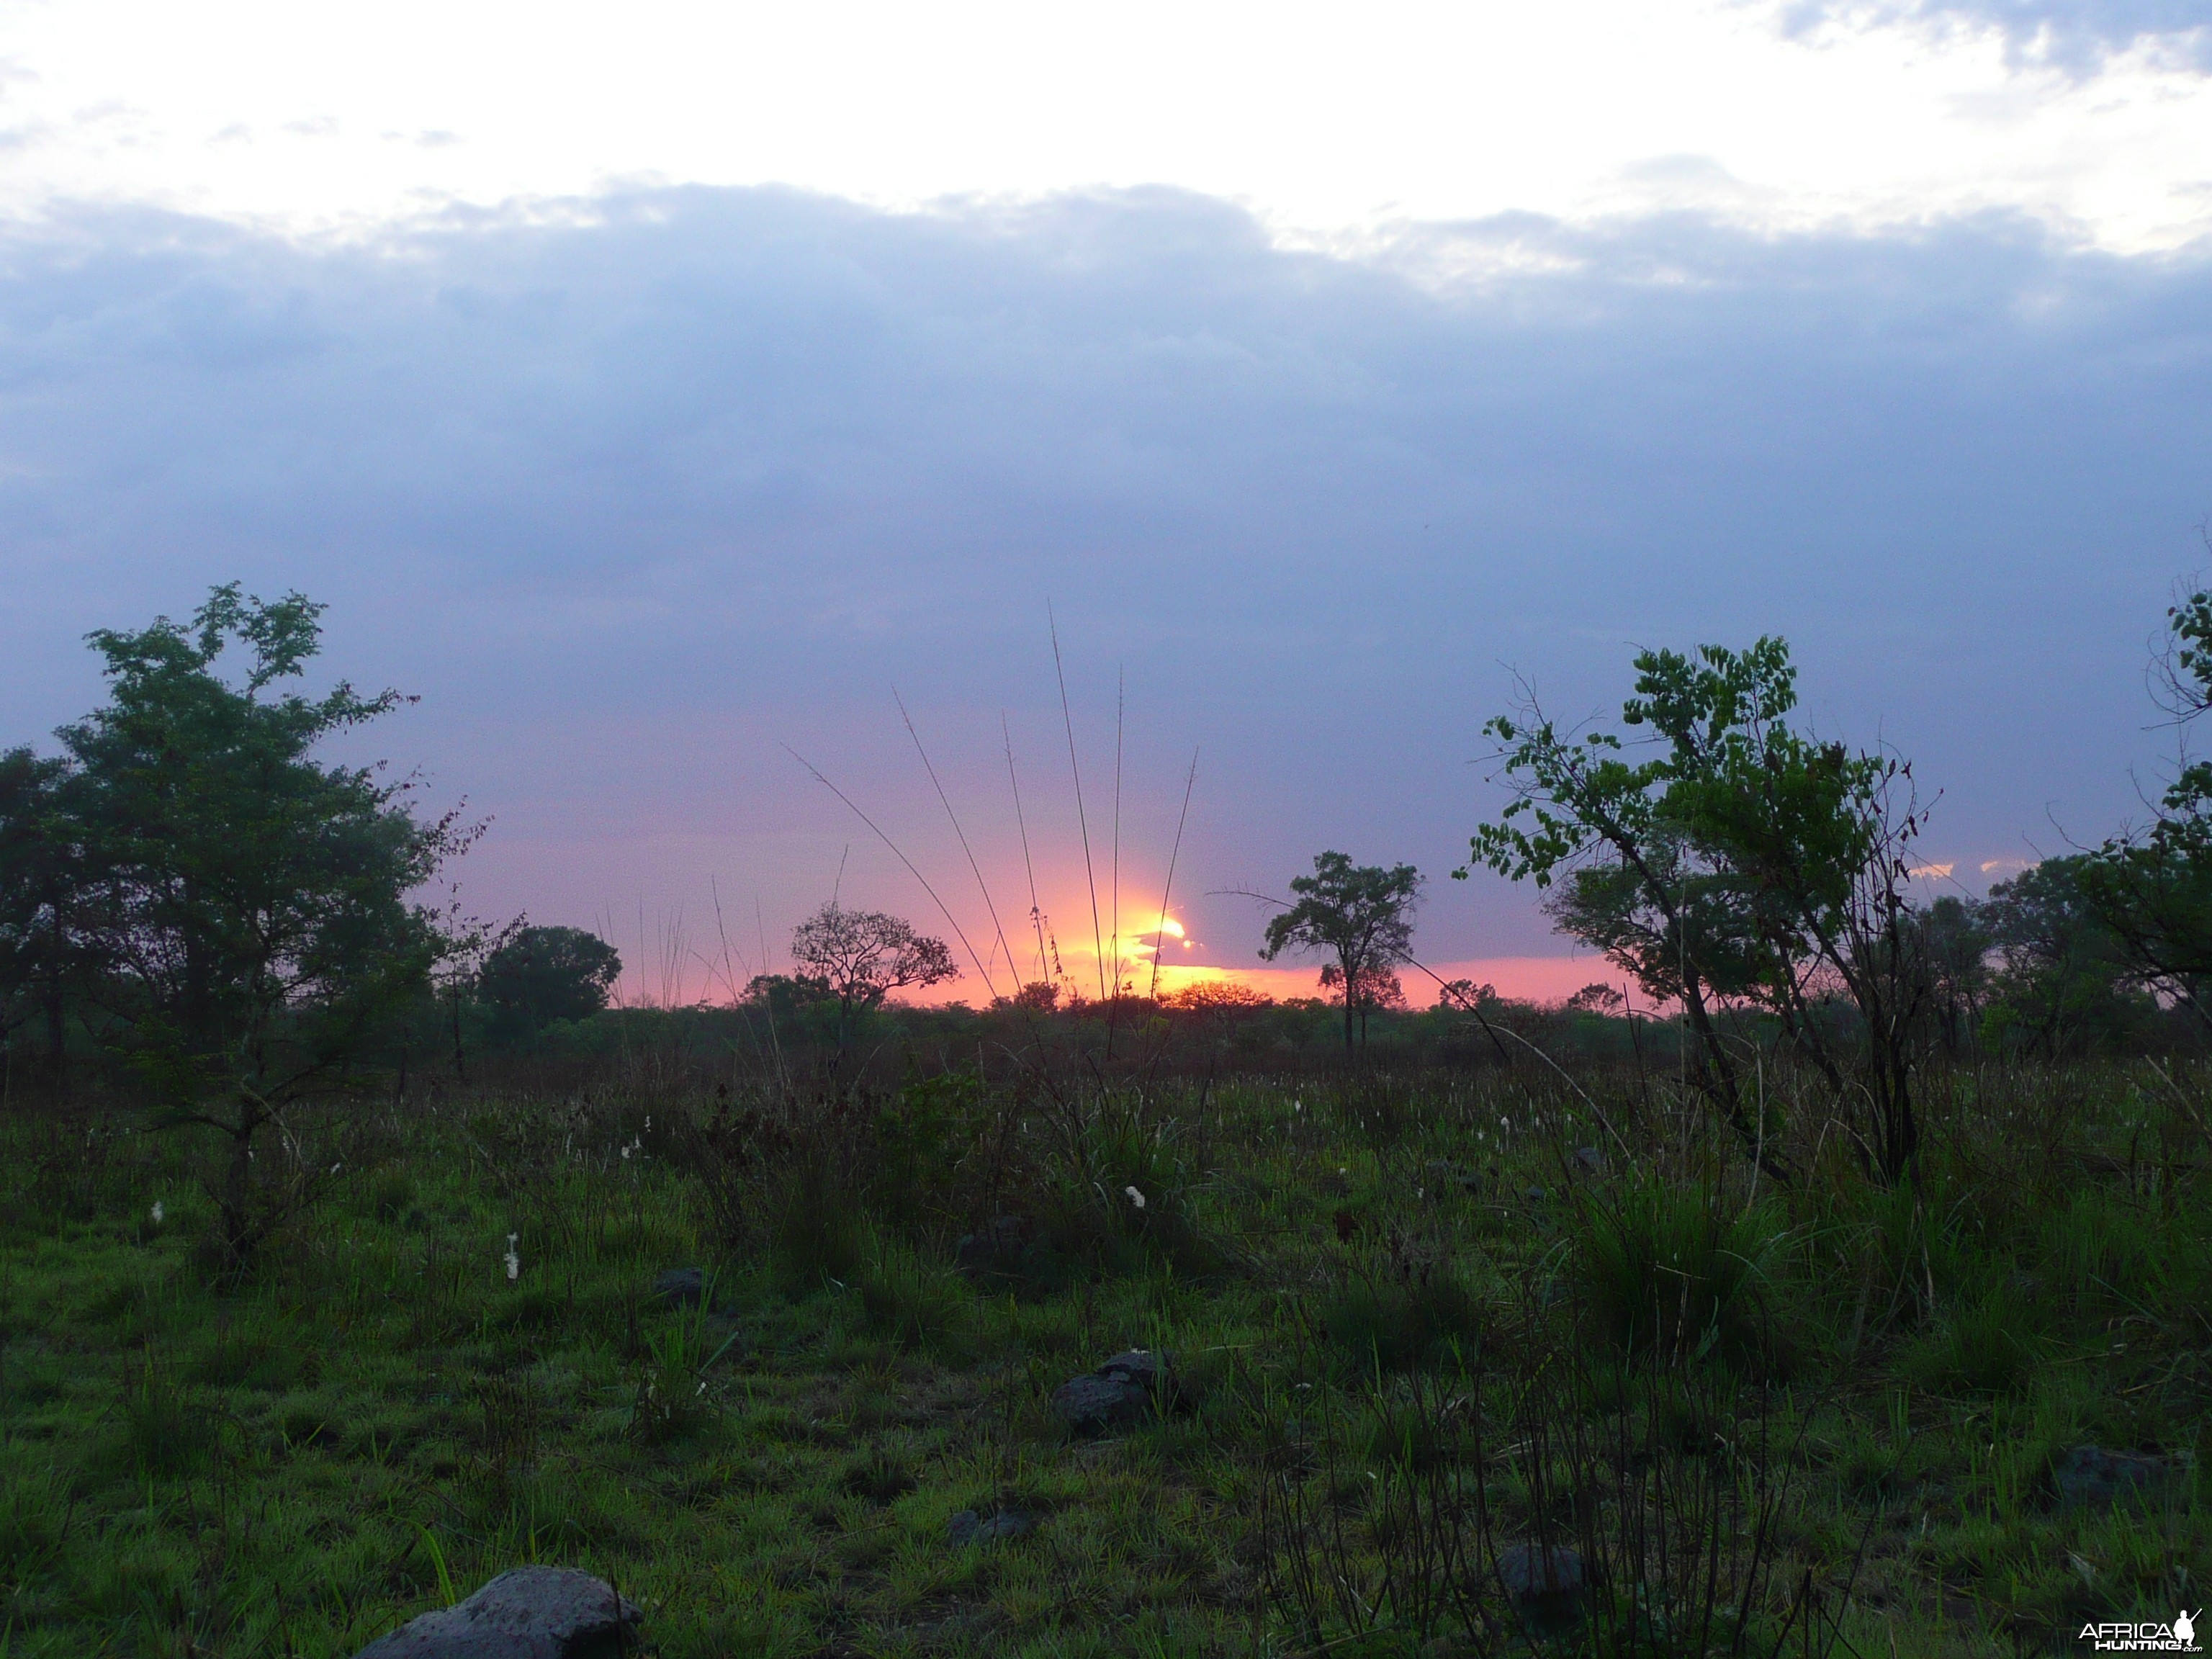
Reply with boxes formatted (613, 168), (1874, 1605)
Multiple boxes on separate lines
(503, 1233), (521, 1282)
(150, 1201), (164, 1226)
(1125, 1185), (1146, 1210)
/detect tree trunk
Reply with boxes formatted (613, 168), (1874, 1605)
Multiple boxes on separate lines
(43, 963), (66, 1083)
(221, 1097), (267, 1267)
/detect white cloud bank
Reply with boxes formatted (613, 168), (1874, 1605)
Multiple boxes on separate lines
(0, 0), (2208, 250)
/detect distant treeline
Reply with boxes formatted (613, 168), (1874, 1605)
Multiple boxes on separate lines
(4, 579), (2209, 1187)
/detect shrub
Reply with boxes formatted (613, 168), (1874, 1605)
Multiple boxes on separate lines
(1572, 1177), (1784, 1367)
(121, 1352), (217, 1476)
(857, 1245), (972, 1353)
(1321, 1267), (1484, 1370)
(1901, 1276), (2042, 1395)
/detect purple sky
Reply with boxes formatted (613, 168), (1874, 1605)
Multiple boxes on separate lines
(0, 189), (2206, 999)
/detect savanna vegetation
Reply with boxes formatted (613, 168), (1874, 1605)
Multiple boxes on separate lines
(1, 583), (2207, 1658)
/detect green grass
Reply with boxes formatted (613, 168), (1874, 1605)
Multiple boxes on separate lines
(0, 1061), (2206, 1657)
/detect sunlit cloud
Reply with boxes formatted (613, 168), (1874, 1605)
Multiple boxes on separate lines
(0, 0), (2208, 251)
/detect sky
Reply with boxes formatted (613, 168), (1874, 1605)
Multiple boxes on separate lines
(0, 0), (2208, 1006)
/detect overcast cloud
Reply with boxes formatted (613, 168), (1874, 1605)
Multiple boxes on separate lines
(0, 188), (2206, 988)
(1795, 0), (2212, 68)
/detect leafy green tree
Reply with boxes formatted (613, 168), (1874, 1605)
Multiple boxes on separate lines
(58, 583), (476, 1265)
(1259, 851), (1421, 1055)
(2074, 584), (2212, 1025)
(479, 925), (622, 1040)
(1912, 894), (1990, 1056)
(1467, 639), (1932, 1180)
(1983, 858), (2149, 1057)
(788, 901), (958, 1046)
(1319, 962), (1407, 1048)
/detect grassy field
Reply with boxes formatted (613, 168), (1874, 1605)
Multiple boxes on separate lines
(1, 1051), (2207, 1657)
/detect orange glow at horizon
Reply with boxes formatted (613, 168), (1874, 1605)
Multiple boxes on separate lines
(896, 955), (1632, 1010)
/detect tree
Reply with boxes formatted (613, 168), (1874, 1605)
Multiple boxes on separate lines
(1319, 961), (1407, 1046)
(1566, 983), (1627, 1015)
(1468, 639), (1932, 1181)
(479, 925), (622, 1039)
(1912, 895), (1990, 1056)
(788, 900), (958, 1045)
(1259, 852), (1421, 1054)
(58, 584), (476, 1264)
(2074, 583), (2212, 1025)
(1982, 858), (2149, 1057)
(0, 746), (84, 1078)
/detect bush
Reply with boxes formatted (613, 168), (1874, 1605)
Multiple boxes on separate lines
(1573, 1177), (1784, 1367)
(1321, 1267), (1484, 1370)
(121, 1352), (217, 1476)
(857, 1244), (973, 1353)
(1901, 1275), (2043, 1395)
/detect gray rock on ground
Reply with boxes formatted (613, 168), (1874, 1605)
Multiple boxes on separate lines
(956, 1216), (1034, 1280)
(1051, 1347), (1172, 1432)
(653, 1267), (706, 1308)
(1496, 1541), (1586, 1602)
(1496, 1541), (1588, 1632)
(949, 1507), (1037, 1545)
(1097, 1349), (1168, 1390)
(1426, 1159), (1487, 1196)
(2053, 1446), (2177, 1511)
(1051, 1372), (1149, 1431)
(354, 1567), (642, 1658)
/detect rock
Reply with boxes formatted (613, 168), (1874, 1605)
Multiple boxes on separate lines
(653, 1267), (706, 1308)
(1097, 1349), (1169, 1390)
(1051, 1372), (1150, 1432)
(354, 1566), (642, 1658)
(955, 1216), (1033, 1280)
(1427, 1159), (1487, 1196)
(2053, 1446), (2176, 1511)
(948, 1506), (1037, 1545)
(1522, 1186), (1547, 1204)
(1573, 1146), (1606, 1175)
(1495, 1542), (1587, 1631)
(1051, 1347), (1172, 1432)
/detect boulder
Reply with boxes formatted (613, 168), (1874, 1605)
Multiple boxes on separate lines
(1050, 1347), (1174, 1432)
(1097, 1349), (1169, 1391)
(1427, 1159), (1486, 1196)
(652, 1267), (706, 1308)
(355, 1567), (642, 1658)
(1495, 1542), (1587, 1632)
(1051, 1371), (1150, 1432)
(948, 1506), (1037, 1545)
(955, 1217), (1033, 1281)
(2053, 1446), (2176, 1511)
